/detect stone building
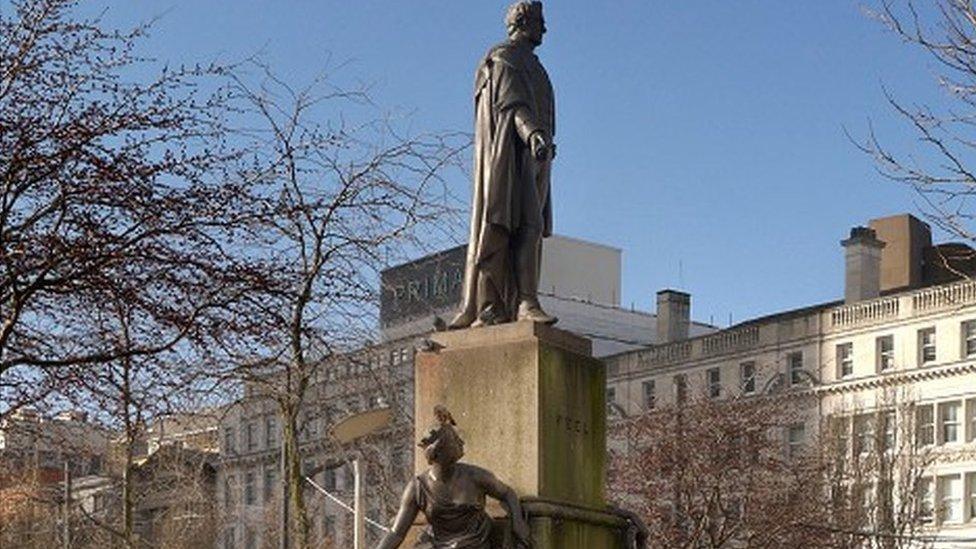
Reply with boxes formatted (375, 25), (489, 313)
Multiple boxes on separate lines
(144, 410), (221, 457)
(605, 214), (976, 546)
(0, 409), (110, 480)
(216, 234), (710, 548)
(68, 445), (218, 548)
(0, 409), (111, 547)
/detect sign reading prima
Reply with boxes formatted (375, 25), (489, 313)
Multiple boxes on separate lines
(380, 245), (466, 327)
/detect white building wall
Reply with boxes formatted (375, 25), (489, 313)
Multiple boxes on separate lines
(607, 279), (976, 546)
(540, 234), (622, 307)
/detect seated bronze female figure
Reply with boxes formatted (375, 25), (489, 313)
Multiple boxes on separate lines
(377, 406), (532, 548)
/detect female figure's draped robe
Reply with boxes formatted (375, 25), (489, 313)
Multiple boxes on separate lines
(412, 471), (493, 549)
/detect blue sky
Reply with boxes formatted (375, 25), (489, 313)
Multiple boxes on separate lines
(72, 1), (953, 327)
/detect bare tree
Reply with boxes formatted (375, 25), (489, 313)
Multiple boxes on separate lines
(62, 283), (238, 548)
(60, 442), (218, 549)
(0, 465), (62, 548)
(608, 382), (957, 549)
(3, 4), (464, 548)
(859, 1), (976, 249)
(215, 65), (464, 549)
(608, 393), (823, 549)
(812, 389), (939, 549)
(0, 0), (265, 418)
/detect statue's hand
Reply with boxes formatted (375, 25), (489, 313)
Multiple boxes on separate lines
(512, 517), (533, 548)
(529, 131), (550, 162)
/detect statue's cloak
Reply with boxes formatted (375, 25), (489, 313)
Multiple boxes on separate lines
(458, 41), (554, 320)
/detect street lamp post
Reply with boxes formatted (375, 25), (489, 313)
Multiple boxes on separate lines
(353, 458), (365, 549)
(332, 407), (392, 549)
(63, 461), (71, 549)
(280, 428), (289, 549)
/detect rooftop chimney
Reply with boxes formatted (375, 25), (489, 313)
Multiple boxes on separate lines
(656, 289), (690, 343)
(868, 214), (932, 292)
(842, 227), (886, 303)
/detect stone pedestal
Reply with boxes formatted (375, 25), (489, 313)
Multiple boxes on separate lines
(413, 321), (636, 548)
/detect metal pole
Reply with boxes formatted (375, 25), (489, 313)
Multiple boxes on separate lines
(280, 423), (289, 549)
(353, 458), (365, 549)
(62, 461), (71, 549)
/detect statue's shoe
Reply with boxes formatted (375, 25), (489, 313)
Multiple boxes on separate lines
(517, 301), (558, 325)
(448, 309), (476, 330)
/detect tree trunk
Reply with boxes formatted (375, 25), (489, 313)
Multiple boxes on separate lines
(282, 408), (310, 549)
(123, 447), (134, 548)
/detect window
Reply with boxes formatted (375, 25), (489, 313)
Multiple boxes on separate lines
(301, 413), (318, 440)
(641, 380), (655, 410)
(223, 427), (236, 454)
(246, 421), (257, 451)
(263, 467), (276, 503)
(917, 478), (934, 523)
(223, 527), (235, 549)
(837, 343), (853, 379)
(673, 374), (687, 404)
(940, 401), (962, 444)
(968, 399), (976, 443)
(877, 335), (894, 371)
(740, 361), (756, 394)
(916, 405), (935, 447)
(391, 445), (407, 476)
(855, 482), (874, 512)
(919, 327), (936, 365)
(878, 480), (894, 518)
(831, 416), (850, 458)
(606, 387), (616, 406)
(967, 473), (976, 523)
(244, 470), (255, 505)
(224, 474), (234, 508)
(939, 475), (963, 523)
(853, 414), (874, 455)
(324, 515), (336, 541)
(324, 467), (338, 491)
(707, 367), (721, 399)
(787, 423), (805, 459)
(35, 451), (55, 467)
(265, 416), (277, 447)
(726, 497), (742, 522)
(788, 352), (804, 386)
(881, 411), (896, 452)
(963, 320), (976, 357)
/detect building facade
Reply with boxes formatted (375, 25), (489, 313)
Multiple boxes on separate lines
(606, 214), (976, 546)
(0, 409), (110, 481)
(0, 409), (111, 548)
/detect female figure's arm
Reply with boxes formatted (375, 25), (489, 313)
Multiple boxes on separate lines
(477, 469), (532, 548)
(376, 480), (420, 549)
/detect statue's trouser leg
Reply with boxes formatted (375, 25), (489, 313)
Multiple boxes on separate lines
(514, 225), (542, 304)
(476, 225), (511, 322)
(476, 269), (500, 320)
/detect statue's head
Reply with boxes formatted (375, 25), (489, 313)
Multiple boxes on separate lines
(419, 405), (465, 466)
(506, 2), (545, 46)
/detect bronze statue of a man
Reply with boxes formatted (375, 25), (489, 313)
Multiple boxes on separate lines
(450, 1), (557, 329)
